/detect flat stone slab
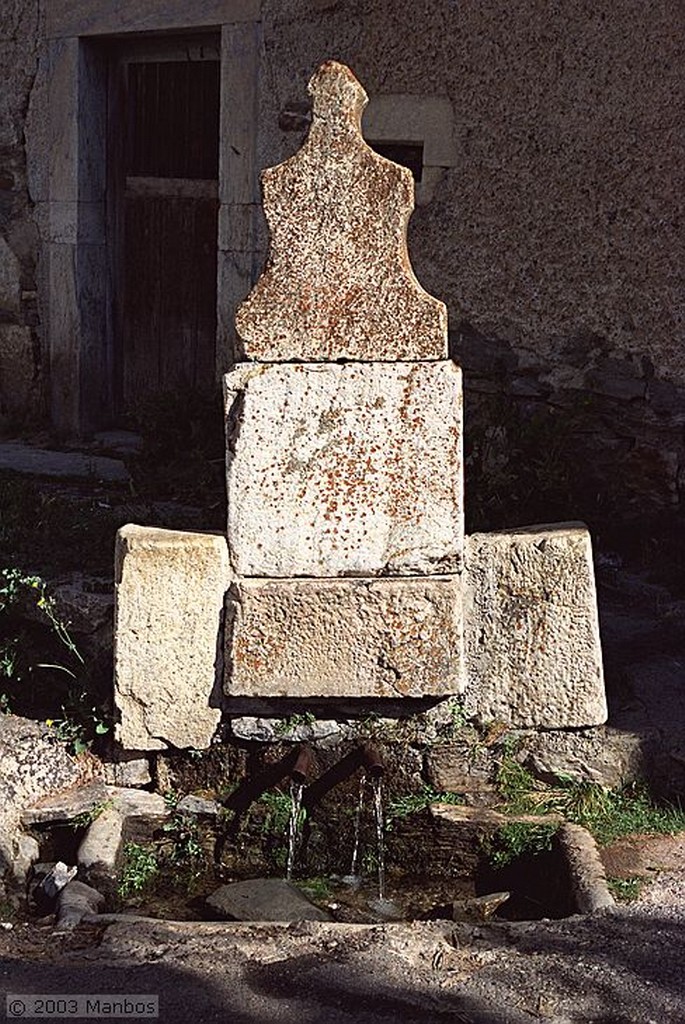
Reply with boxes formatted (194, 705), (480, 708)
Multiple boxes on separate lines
(236, 61), (447, 361)
(224, 361), (463, 577)
(0, 441), (128, 482)
(206, 878), (332, 922)
(430, 804), (562, 828)
(114, 526), (231, 751)
(464, 524), (607, 729)
(225, 576), (463, 698)
(22, 784), (166, 828)
(176, 795), (221, 818)
(600, 832), (685, 880)
(21, 781), (110, 827)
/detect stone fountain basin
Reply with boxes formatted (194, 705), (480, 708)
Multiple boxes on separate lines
(17, 782), (613, 927)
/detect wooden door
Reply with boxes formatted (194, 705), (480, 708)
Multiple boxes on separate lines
(110, 37), (221, 419)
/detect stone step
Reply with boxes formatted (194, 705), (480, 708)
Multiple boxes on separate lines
(0, 441), (129, 483)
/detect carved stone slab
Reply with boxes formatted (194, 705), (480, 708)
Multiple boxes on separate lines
(224, 361), (463, 577)
(114, 525), (230, 750)
(464, 524), (607, 729)
(225, 576), (463, 698)
(235, 61), (447, 361)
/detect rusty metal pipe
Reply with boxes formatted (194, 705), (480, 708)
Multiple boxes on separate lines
(359, 743), (385, 778)
(291, 744), (315, 785)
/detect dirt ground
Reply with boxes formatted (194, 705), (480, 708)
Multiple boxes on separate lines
(0, 862), (683, 1024)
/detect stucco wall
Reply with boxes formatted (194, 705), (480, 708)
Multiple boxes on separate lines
(0, 0), (682, 532)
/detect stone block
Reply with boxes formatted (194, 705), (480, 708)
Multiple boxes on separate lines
(46, 0), (260, 38)
(114, 526), (231, 751)
(11, 835), (40, 885)
(224, 361), (463, 577)
(103, 757), (152, 789)
(464, 524), (607, 729)
(428, 803), (561, 878)
(55, 880), (105, 933)
(206, 877), (332, 922)
(235, 61), (447, 361)
(21, 781), (110, 827)
(0, 442), (128, 482)
(225, 576), (463, 698)
(425, 740), (496, 794)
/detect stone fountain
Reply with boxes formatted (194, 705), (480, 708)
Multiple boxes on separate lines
(113, 61), (606, 752)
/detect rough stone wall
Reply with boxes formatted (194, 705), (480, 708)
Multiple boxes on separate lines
(258, 0), (685, 540)
(0, 1), (44, 430)
(1, 0), (683, 538)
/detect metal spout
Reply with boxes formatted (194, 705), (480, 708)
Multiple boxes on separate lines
(291, 744), (315, 784)
(359, 743), (385, 779)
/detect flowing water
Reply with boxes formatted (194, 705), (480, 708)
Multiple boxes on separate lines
(286, 780), (304, 880)
(372, 776), (386, 901)
(348, 773), (367, 879)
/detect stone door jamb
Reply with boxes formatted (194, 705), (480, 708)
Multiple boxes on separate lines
(45, 0), (261, 434)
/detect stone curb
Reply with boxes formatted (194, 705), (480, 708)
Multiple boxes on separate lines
(558, 822), (615, 913)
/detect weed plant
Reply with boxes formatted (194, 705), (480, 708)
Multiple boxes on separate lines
(485, 822), (559, 868)
(118, 842), (159, 899)
(386, 785), (463, 831)
(0, 568), (109, 752)
(494, 757), (685, 847)
(607, 877), (647, 902)
(298, 877), (331, 902)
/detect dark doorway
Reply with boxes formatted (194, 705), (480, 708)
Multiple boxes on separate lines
(108, 36), (221, 422)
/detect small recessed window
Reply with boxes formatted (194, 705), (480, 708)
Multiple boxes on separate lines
(368, 141), (424, 182)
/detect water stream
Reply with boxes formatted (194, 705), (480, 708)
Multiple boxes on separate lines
(286, 780), (304, 880)
(372, 776), (386, 902)
(348, 773), (367, 879)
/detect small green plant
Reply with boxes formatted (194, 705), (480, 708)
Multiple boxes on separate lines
(298, 877), (331, 902)
(47, 695), (110, 756)
(1, 568), (84, 677)
(386, 785), (463, 831)
(118, 842), (159, 899)
(0, 568), (110, 750)
(361, 848), (379, 873)
(256, 789), (299, 834)
(71, 799), (113, 830)
(484, 822), (559, 868)
(161, 811), (205, 867)
(436, 697), (470, 738)
(0, 897), (16, 922)
(607, 877), (646, 903)
(274, 712), (316, 737)
(449, 698), (468, 731)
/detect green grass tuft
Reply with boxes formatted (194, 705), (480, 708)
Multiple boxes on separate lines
(494, 758), (685, 846)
